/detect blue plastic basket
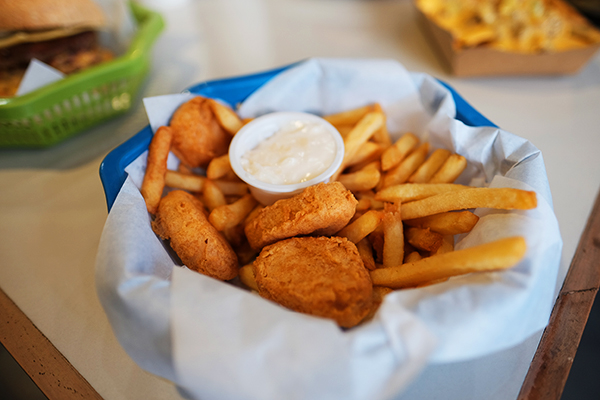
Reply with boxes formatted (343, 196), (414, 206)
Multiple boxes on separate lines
(99, 63), (496, 211)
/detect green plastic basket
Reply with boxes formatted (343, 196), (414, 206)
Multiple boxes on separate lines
(0, 2), (164, 148)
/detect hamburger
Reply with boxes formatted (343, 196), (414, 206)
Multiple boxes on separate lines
(0, 0), (114, 97)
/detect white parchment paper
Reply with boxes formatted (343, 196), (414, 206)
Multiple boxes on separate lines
(96, 58), (562, 400)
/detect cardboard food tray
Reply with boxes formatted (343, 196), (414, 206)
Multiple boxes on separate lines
(416, 6), (600, 77)
(100, 63), (494, 210)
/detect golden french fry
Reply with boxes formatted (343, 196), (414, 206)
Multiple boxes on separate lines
(429, 154), (467, 183)
(336, 209), (384, 244)
(369, 223), (385, 263)
(382, 203), (404, 268)
(456, 24), (496, 47)
(404, 251), (423, 263)
(225, 195), (242, 204)
(381, 132), (420, 171)
(239, 263), (258, 291)
(335, 124), (355, 138)
(220, 169), (244, 182)
(349, 209), (366, 224)
(332, 111), (384, 180)
(403, 241), (417, 255)
(415, 277), (450, 288)
(372, 103), (392, 147)
(370, 236), (527, 289)
(346, 141), (383, 169)
(355, 197), (373, 212)
(165, 170), (205, 192)
(357, 237), (376, 271)
(202, 179), (227, 211)
(141, 126), (173, 214)
(355, 190), (385, 210)
(209, 193), (258, 231)
(208, 99), (243, 135)
(433, 235), (455, 256)
(375, 183), (471, 203)
(408, 148), (451, 183)
(382, 142), (430, 188)
(338, 166), (381, 192)
(401, 187), (538, 220)
(404, 210), (479, 235)
(212, 180), (249, 196)
(323, 104), (374, 126)
(206, 154), (233, 180)
(405, 226), (444, 253)
(177, 162), (193, 174)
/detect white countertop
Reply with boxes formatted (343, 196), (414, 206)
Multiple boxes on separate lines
(1, 0), (599, 399)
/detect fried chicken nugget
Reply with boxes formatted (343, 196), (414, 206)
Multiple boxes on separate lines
(253, 236), (373, 328)
(152, 190), (238, 280)
(170, 96), (231, 168)
(244, 182), (358, 250)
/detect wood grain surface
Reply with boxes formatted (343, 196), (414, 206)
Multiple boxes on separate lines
(518, 188), (600, 400)
(0, 288), (103, 400)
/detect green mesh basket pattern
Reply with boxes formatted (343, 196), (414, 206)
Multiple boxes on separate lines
(0, 2), (164, 148)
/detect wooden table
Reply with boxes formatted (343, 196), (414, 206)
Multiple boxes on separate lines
(1, 1), (600, 399)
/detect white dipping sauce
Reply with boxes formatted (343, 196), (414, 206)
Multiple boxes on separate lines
(240, 120), (337, 185)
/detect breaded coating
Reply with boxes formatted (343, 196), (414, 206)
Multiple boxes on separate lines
(170, 96), (231, 168)
(244, 182), (358, 250)
(152, 190), (238, 280)
(253, 236), (373, 328)
(141, 125), (173, 214)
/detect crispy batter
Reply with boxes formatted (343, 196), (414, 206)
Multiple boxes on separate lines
(141, 125), (173, 215)
(169, 96), (231, 168)
(253, 236), (373, 328)
(244, 182), (358, 250)
(152, 190), (238, 280)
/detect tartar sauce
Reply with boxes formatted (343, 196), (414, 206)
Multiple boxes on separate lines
(240, 120), (337, 185)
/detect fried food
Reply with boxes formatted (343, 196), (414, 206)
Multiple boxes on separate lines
(370, 236), (527, 289)
(141, 126), (173, 214)
(138, 97), (538, 328)
(417, 0), (600, 53)
(169, 96), (232, 168)
(151, 190), (238, 280)
(253, 236), (373, 328)
(401, 187), (538, 220)
(332, 111), (384, 180)
(244, 182), (358, 250)
(336, 209), (383, 244)
(209, 193), (258, 231)
(403, 210), (480, 235)
(375, 183), (471, 203)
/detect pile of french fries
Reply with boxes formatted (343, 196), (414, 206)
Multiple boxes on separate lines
(141, 96), (537, 315)
(317, 103), (535, 292)
(417, 0), (600, 53)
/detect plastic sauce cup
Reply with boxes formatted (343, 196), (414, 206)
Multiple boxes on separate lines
(229, 111), (345, 205)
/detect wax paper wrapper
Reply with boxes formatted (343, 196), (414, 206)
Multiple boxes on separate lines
(96, 58), (562, 400)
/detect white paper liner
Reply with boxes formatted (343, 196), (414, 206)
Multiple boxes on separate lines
(95, 58), (562, 400)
